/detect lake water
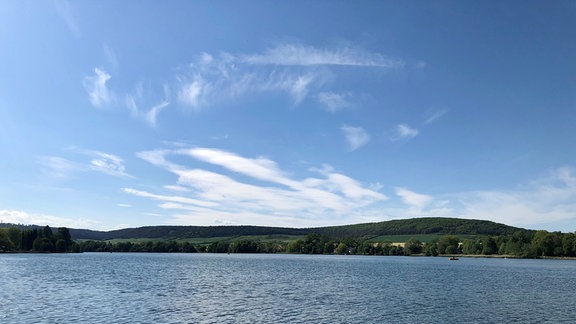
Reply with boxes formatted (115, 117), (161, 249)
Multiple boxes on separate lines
(1, 253), (575, 323)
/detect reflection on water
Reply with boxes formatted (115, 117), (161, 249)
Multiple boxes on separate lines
(1, 253), (575, 323)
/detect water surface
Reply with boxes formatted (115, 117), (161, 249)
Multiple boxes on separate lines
(1, 253), (574, 323)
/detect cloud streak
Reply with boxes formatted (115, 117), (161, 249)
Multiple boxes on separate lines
(424, 108), (448, 124)
(39, 149), (132, 179)
(240, 43), (404, 67)
(89, 151), (132, 178)
(83, 68), (114, 108)
(126, 82), (170, 127)
(176, 43), (403, 110)
(125, 147), (387, 226)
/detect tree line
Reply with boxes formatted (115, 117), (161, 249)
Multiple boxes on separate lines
(3, 225), (576, 258)
(0, 225), (79, 252)
(75, 230), (576, 258)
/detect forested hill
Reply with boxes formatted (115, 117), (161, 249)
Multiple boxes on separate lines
(58, 217), (529, 240)
(313, 217), (529, 239)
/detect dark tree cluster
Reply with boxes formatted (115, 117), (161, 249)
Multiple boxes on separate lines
(422, 230), (576, 258)
(79, 240), (198, 253)
(0, 225), (78, 253)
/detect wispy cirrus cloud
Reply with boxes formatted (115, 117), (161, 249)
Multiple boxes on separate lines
(392, 123), (419, 141)
(240, 43), (403, 67)
(126, 82), (170, 127)
(39, 149), (131, 179)
(89, 151), (132, 178)
(83, 68), (114, 108)
(341, 125), (370, 151)
(424, 108), (448, 124)
(38, 156), (82, 179)
(316, 92), (353, 112)
(177, 43), (403, 110)
(125, 147), (387, 226)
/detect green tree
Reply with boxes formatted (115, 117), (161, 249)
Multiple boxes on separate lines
(462, 239), (482, 255)
(404, 238), (423, 255)
(335, 242), (348, 255)
(229, 240), (258, 253)
(424, 240), (438, 256)
(33, 237), (54, 252)
(42, 225), (54, 242)
(54, 227), (72, 251)
(7, 227), (21, 250)
(438, 236), (460, 254)
(482, 237), (498, 255)
(286, 240), (304, 253)
(20, 228), (38, 251)
(0, 229), (15, 252)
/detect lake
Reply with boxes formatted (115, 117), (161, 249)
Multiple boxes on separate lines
(1, 253), (575, 323)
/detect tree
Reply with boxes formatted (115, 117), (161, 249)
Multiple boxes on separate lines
(0, 229), (15, 252)
(7, 227), (21, 250)
(482, 237), (498, 255)
(42, 225), (54, 241)
(438, 236), (460, 254)
(335, 242), (348, 255)
(404, 238), (423, 255)
(286, 240), (304, 253)
(462, 239), (482, 255)
(33, 237), (54, 252)
(424, 240), (438, 256)
(21, 229), (38, 251)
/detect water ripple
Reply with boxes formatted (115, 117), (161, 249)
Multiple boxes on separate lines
(1, 254), (576, 323)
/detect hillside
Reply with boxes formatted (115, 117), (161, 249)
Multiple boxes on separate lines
(312, 217), (528, 240)
(58, 217), (529, 241)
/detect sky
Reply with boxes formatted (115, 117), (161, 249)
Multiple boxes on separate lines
(1, 1), (575, 232)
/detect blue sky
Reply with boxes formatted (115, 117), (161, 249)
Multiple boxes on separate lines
(1, 1), (575, 231)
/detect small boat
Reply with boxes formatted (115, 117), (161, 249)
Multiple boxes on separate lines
(449, 257), (459, 260)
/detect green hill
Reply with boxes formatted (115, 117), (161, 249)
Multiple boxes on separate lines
(60, 217), (530, 241)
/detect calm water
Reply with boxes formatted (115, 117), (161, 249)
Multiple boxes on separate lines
(1, 253), (575, 323)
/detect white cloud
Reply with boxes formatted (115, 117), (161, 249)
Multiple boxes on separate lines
(451, 167), (576, 228)
(393, 123), (419, 141)
(177, 77), (208, 109)
(89, 151), (131, 178)
(124, 147), (576, 230)
(424, 108), (448, 124)
(164, 185), (190, 192)
(40, 149), (131, 179)
(395, 187), (434, 210)
(181, 148), (291, 185)
(126, 82), (170, 127)
(341, 125), (370, 151)
(241, 43), (403, 67)
(83, 68), (114, 108)
(126, 147), (387, 226)
(316, 92), (353, 112)
(0, 209), (99, 229)
(38, 156), (81, 179)
(176, 43), (402, 109)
